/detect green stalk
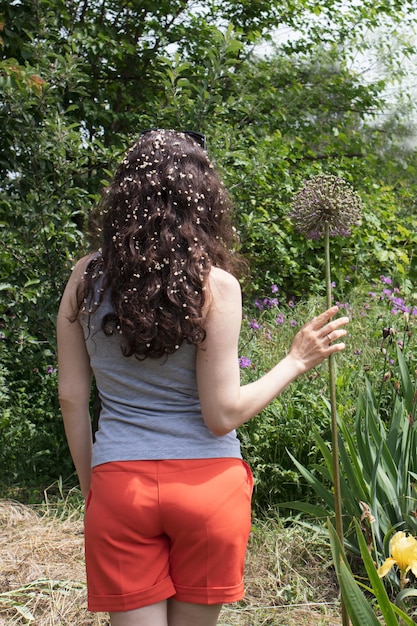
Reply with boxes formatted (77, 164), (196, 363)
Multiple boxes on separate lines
(376, 345), (390, 412)
(325, 223), (350, 626)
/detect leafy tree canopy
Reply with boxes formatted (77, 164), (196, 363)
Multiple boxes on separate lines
(1, 0), (416, 311)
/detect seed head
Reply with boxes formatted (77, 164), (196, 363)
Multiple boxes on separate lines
(290, 174), (362, 239)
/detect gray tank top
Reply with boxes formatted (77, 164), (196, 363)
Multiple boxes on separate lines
(80, 290), (241, 467)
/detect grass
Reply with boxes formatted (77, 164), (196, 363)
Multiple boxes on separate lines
(0, 498), (343, 625)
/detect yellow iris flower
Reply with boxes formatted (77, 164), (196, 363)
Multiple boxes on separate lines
(378, 531), (417, 587)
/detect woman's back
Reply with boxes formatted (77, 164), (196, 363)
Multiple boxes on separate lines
(81, 283), (241, 465)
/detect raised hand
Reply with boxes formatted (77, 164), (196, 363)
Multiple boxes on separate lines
(288, 306), (349, 373)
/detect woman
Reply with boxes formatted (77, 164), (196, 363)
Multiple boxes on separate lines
(57, 129), (349, 626)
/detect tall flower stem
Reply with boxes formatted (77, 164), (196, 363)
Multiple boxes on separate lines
(325, 222), (349, 626)
(291, 175), (361, 626)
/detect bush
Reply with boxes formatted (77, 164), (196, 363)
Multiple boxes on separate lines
(238, 275), (417, 515)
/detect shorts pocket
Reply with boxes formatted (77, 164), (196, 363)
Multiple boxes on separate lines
(241, 460), (254, 497)
(85, 490), (93, 511)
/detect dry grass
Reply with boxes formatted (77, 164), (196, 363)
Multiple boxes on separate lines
(0, 499), (342, 625)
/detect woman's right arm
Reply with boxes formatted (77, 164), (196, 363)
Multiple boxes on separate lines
(56, 256), (94, 498)
(196, 267), (349, 436)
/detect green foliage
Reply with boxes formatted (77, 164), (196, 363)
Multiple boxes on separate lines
(221, 47), (417, 295)
(280, 345), (417, 593)
(0, 343), (73, 498)
(236, 292), (337, 513)
(3, 0), (417, 298)
(0, 19), (96, 494)
(1, 0), (417, 498)
(328, 519), (416, 625)
(238, 274), (417, 517)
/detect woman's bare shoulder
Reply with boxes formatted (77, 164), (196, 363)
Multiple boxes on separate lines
(59, 252), (99, 314)
(207, 266), (241, 295)
(73, 252), (99, 274)
(203, 267), (242, 321)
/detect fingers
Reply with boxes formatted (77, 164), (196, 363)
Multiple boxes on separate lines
(311, 305), (340, 329)
(289, 306), (349, 372)
(325, 327), (348, 346)
(331, 341), (346, 352)
(305, 306), (349, 354)
(309, 307), (349, 334)
(323, 317), (350, 339)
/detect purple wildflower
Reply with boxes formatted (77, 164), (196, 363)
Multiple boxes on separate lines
(380, 275), (392, 285)
(262, 297), (279, 309)
(46, 366), (56, 374)
(239, 356), (251, 368)
(271, 284), (279, 293)
(249, 319), (261, 330)
(290, 320), (297, 327)
(255, 295), (280, 310)
(392, 297), (408, 313)
(276, 313), (285, 325)
(290, 174), (362, 239)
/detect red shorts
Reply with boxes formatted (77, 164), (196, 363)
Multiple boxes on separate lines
(84, 458), (253, 612)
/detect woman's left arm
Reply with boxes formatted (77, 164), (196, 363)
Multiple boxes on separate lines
(196, 267), (349, 436)
(56, 257), (93, 499)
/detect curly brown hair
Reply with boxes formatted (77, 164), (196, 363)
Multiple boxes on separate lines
(77, 129), (242, 359)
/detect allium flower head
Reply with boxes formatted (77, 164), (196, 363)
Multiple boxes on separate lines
(290, 174), (362, 239)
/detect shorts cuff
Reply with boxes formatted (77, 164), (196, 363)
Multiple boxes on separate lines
(88, 576), (176, 612)
(173, 579), (245, 605)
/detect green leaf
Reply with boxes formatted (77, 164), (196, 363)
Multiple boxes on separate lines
(353, 519), (400, 625)
(286, 450), (335, 508)
(395, 587), (417, 605)
(397, 346), (415, 415)
(328, 522), (382, 626)
(338, 418), (369, 502)
(338, 560), (382, 626)
(278, 500), (329, 519)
